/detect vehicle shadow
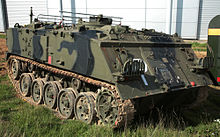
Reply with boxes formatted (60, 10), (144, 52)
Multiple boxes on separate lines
(130, 85), (220, 130)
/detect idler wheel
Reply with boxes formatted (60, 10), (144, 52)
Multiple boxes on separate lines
(57, 88), (78, 119)
(74, 92), (96, 124)
(10, 59), (21, 80)
(31, 79), (45, 104)
(19, 73), (35, 97)
(43, 81), (60, 109)
(96, 89), (119, 126)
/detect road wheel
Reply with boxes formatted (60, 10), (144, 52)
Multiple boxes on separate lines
(57, 88), (77, 119)
(74, 92), (96, 124)
(43, 81), (60, 109)
(10, 59), (21, 80)
(19, 73), (34, 97)
(96, 89), (119, 126)
(31, 79), (45, 104)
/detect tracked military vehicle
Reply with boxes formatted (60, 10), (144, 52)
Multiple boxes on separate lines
(6, 8), (215, 128)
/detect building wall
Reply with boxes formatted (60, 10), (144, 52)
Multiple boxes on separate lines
(86, 0), (146, 30)
(47, 0), (146, 30)
(6, 0), (47, 28)
(174, 0), (200, 39)
(47, 0), (61, 15)
(70, 0), (200, 39)
(62, 0), (200, 39)
(1, 0), (219, 39)
(197, 0), (220, 40)
(0, 1), (4, 32)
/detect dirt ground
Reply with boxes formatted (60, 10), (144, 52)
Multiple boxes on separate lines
(193, 51), (206, 58)
(0, 39), (7, 76)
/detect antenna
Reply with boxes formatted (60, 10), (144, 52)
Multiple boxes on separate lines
(30, 7), (33, 24)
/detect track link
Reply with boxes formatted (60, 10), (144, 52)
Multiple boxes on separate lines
(7, 55), (135, 128)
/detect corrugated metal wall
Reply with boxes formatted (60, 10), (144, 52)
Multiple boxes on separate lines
(197, 0), (220, 40)
(1, 0), (220, 39)
(6, 0), (48, 28)
(0, 1), (4, 32)
(175, 0), (200, 39)
(47, 0), (59, 15)
(80, 0), (146, 30)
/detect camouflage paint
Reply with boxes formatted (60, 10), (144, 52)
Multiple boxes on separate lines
(6, 15), (214, 100)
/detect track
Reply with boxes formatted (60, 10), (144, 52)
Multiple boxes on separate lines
(7, 55), (136, 128)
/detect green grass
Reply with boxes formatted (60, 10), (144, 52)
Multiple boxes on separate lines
(0, 75), (220, 137)
(0, 34), (6, 39)
(0, 40), (219, 136)
(191, 42), (207, 52)
(191, 42), (207, 48)
(192, 48), (207, 52)
(0, 32), (218, 136)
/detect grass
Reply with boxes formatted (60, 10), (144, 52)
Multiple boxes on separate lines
(0, 75), (220, 137)
(0, 75), (114, 137)
(0, 34), (6, 39)
(191, 42), (207, 48)
(0, 38), (218, 136)
(191, 42), (207, 52)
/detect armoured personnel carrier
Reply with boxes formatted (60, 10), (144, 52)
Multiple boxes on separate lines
(6, 9), (215, 128)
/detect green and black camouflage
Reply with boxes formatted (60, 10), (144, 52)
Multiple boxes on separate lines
(6, 15), (214, 100)
(5, 10), (217, 127)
